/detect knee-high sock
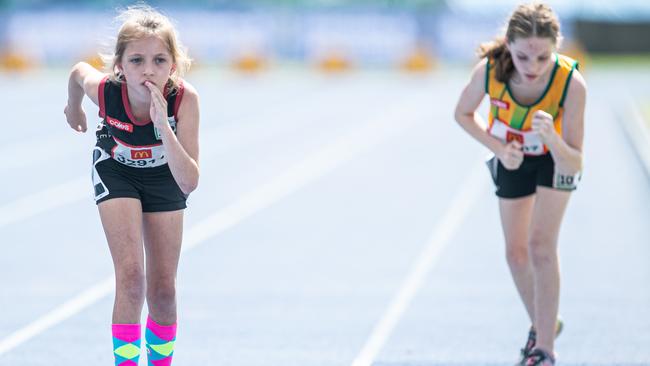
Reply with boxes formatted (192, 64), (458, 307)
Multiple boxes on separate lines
(112, 324), (141, 366)
(145, 316), (177, 366)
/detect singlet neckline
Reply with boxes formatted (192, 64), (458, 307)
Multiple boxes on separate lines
(505, 53), (559, 108)
(120, 81), (172, 127)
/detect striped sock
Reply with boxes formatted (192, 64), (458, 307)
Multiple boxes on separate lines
(145, 316), (177, 366)
(112, 323), (141, 366)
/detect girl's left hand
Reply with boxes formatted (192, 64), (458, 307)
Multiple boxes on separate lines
(531, 110), (557, 144)
(145, 80), (168, 128)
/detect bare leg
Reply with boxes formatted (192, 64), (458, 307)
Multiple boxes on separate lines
(528, 186), (571, 354)
(143, 209), (184, 325)
(98, 198), (145, 323)
(499, 195), (536, 322)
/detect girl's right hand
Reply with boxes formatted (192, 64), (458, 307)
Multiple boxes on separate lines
(64, 104), (87, 132)
(497, 141), (524, 170)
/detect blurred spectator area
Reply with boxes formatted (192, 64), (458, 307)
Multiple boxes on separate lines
(575, 20), (650, 53)
(1, 0), (649, 68)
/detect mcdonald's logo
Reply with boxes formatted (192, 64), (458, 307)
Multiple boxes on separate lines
(131, 149), (152, 159)
(506, 131), (524, 145)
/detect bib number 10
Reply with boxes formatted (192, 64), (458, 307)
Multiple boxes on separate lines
(553, 171), (581, 190)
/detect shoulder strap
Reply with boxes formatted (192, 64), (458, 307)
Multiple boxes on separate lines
(557, 54), (579, 107)
(98, 75), (110, 118)
(484, 58), (491, 94)
(166, 80), (185, 120)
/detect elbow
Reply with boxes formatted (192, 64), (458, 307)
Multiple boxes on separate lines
(557, 149), (583, 175)
(71, 62), (86, 75)
(575, 151), (584, 172)
(454, 109), (469, 126)
(175, 161), (200, 195)
(69, 62), (89, 83)
(180, 183), (197, 195)
(454, 111), (462, 124)
(180, 178), (199, 195)
(73, 61), (92, 70)
(453, 104), (469, 124)
(567, 144), (583, 171)
(179, 171), (199, 195)
(69, 63), (80, 80)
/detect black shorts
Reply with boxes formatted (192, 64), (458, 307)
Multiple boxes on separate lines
(486, 153), (579, 199)
(91, 148), (187, 212)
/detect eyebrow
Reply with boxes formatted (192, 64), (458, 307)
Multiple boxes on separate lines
(126, 53), (169, 57)
(515, 52), (551, 57)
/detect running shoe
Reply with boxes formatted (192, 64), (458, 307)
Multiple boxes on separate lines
(516, 318), (563, 365)
(524, 349), (555, 366)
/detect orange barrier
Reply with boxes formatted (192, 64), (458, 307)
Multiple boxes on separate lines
(232, 53), (267, 73)
(84, 54), (105, 71)
(401, 47), (436, 73)
(317, 51), (352, 72)
(0, 50), (34, 72)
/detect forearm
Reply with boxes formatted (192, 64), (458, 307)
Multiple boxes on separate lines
(159, 125), (199, 194)
(456, 112), (504, 155)
(546, 134), (582, 173)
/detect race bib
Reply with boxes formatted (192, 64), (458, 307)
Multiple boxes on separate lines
(489, 119), (545, 155)
(553, 171), (581, 190)
(111, 137), (167, 168)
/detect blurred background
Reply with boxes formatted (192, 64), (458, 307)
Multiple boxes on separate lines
(1, 1), (650, 365)
(1, 0), (650, 72)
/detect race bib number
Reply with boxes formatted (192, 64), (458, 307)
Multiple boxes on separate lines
(489, 119), (545, 155)
(553, 171), (581, 190)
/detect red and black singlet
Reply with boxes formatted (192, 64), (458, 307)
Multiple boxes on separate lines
(95, 76), (184, 168)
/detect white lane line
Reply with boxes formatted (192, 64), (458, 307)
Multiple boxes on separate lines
(350, 162), (488, 366)
(620, 100), (650, 178)
(0, 132), (85, 170)
(0, 176), (88, 229)
(0, 74), (317, 172)
(0, 93), (430, 356)
(0, 279), (113, 356)
(182, 95), (429, 252)
(0, 79), (380, 230)
(0, 113), (299, 230)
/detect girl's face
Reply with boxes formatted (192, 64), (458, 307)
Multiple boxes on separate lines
(507, 36), (556, 84)
(119, 35), (174, 93)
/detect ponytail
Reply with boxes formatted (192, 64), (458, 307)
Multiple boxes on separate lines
(478, 37), (515, 83)
(478, 2), (561, 84)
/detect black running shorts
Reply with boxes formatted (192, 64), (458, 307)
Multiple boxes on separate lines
(91, 148), (187, 212)
(486, 153), (579, 199)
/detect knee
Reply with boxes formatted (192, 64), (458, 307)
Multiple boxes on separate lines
(505, 243), (529, 270)
(116, 265), (146, 301)
(528, 236), (558, 268)
(147, 278), (176, 307)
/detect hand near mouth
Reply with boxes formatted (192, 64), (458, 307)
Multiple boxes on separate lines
(144, 80), (168, 129)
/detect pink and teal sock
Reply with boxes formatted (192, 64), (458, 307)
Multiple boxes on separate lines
(145, 316), (177, 366)
(112, 323), (141, 366)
